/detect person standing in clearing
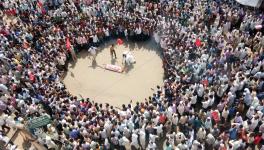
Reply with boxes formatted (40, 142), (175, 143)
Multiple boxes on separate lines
(110, 44), (117, 59)
(66, 36), (77, 61)
(70, 45), (77, 61)
(88, 46), (97, 61)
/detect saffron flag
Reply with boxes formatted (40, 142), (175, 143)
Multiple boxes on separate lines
(211, 111), (220, 123)
(195, 38), (201, 47)
(37, 0), (43, 8)
(29, 72), (35, 82)
(117, 38), (123, 45)
(201, 79), (209, 87)
(37, 0), (46, 15)
(66, 37), (71, 51)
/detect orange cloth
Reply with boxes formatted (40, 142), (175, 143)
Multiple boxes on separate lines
(195, 38), (201, 47)
(211, 111), (220, 123)
(66, 37), (71, 51)
(117, 38), (123, 45)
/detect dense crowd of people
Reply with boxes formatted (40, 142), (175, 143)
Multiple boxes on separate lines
(1, 0), (264, 149)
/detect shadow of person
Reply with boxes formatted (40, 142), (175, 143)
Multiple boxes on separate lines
(111, 58), (117, 65)
(128, 42), (136, 50)
(137, 42), (144, 50)
(91, 59), (97, 69)
(70, 71), (75, 77)
(124, 64), (134, 73)
(78, 50), (89, 59)
(68, 60), (76, 69)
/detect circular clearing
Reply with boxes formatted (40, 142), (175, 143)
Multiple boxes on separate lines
(63, 40), (164, 107)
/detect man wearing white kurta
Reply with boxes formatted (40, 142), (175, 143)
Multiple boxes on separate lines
(139, 128), (146, 149)
(88, 46), (97, 60)
(131, 132), (140, 149)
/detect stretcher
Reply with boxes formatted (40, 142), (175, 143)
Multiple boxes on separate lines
(105, 64), (123, 73)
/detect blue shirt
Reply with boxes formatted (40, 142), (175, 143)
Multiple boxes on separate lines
(229, 128), (237, 140)
(70, 129), (80, 139)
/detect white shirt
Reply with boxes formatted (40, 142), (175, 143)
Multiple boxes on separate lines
(0, 113), (8, 126)
(147, 142), (157, 149)
(209, 97), (215, 106)
(166, 107), (173, 119)
(89, 46), (97, 56)
(149, 134), (158, 143)
(104, 28), (110, 37)
(250, 118), (259, 131)
(135, 27), (142, 34)
(177, 103), (185, 115)
(139, 130), (146, 142)
(202, 100), (210, 109)
(0, 84), (8, 94)
(175, 132), (186, 143)
(124, 29), (128, 36)
(155, 124), (163, 134)
(190, 95), (197, 104)
(197, 85), (204, 97)
(172, 115), (179, 125)
(131, 133), (139, 144)
(100, 129), (107, 139)
(92, 35), (99, 43)
(154, 32), (160, 43)
(127, 120), (134, 131)
(122, 136), (130, 147)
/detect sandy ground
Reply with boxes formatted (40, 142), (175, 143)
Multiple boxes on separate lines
(63, 40), (164, 107)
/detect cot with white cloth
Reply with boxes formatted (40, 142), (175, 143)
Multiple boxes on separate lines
(105, 64), (123, 73)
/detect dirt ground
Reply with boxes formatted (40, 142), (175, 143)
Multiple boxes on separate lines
(63, 40), (164, 107)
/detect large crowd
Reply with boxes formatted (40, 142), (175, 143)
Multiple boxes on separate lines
(0, 0), (264, 149)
